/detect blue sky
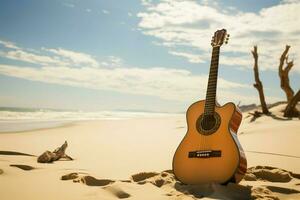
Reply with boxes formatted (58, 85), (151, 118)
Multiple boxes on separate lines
(0, 0), (299, 112)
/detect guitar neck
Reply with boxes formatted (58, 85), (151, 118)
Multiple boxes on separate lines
(204, 46), (220, 115)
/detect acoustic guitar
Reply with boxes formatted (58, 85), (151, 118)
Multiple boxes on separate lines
(172, 29), (247, 184)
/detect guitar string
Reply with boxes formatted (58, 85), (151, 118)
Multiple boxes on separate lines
(204, 46), (219, 151)
(199, 44), (219, 152)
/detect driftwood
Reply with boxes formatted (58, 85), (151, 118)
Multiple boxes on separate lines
(37, 141), (73, 163)
(284, 90), (300, 117)
(248, 111), (263, 122)
(251, 46), (270, 114)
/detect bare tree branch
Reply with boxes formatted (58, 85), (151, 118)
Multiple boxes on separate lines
(251, 46), (270, 114)
(279, 45), (294, 102)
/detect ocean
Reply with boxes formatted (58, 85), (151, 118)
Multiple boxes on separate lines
(0, 107), (182, 133)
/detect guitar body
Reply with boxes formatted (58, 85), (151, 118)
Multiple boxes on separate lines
(172, 100), (247, 184)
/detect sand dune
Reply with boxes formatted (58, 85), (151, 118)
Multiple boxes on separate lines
(0, 103), (299, 199)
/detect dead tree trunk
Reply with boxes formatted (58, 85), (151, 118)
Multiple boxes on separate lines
(284, 90), (300, 117)
(251, 46), (270, 114)
(279, 45), (294, 102)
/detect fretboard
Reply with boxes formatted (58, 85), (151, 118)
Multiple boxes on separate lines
(204, 46), (220, 115)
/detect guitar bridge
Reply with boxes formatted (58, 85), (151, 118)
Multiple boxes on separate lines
(188, 150), (221, 158)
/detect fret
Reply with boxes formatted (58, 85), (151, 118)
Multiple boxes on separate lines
(206, 90), (217, 94)
(205, 106), (215, 108)
(208, 70), (218, 73)
(209, 69), (218, 71)
(206, 98), (216, 101)
(206, 97), (216, 100)
(207, 76), (217, 79)
(206, 94), (216, 97)
(206, 90), (216, 92)
(204, 107), (214, 113)
(205, 100), (216, 103)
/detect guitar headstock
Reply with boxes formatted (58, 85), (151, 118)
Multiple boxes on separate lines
(211, 29), (229, 47)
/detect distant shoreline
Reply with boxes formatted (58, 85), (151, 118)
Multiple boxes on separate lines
(0, 120), (75, 133)
(0, 115), (184, 133)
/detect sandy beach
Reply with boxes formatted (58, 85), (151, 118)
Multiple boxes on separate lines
(0, 104), (299, 200)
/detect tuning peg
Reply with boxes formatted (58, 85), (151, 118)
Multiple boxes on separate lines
(225, 41), (228, 44)
(227, 34), (230, 37)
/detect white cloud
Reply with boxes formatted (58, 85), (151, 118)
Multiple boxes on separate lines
(128, 12), (133, 17)
(86, 8), (91, 13)
(108, 56), (123, 66)
(0, 39), (130, 70)
(102, 9), (110, 14)
(44, 48), (99, 67)
(0, 40), (21, 50)
(137, 0), (300, 73)
(0, 49), (65, 66)
(0, 63), (250, 102)
(169, 51), (206, 63)
(141, 0), (153, 6)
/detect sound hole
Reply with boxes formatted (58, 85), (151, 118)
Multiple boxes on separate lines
(196, 113), (221, 135)
(201, 115), (216, 130)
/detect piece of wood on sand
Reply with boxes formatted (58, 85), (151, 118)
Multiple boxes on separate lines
(37, 141), (73, 163)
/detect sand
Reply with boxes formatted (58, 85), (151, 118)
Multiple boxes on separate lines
(0, 104), (299, 200)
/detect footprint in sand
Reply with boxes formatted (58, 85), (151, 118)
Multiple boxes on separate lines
(244, 165), (300, 182)
(265, 185), (300, 194)
(61, 172), (115, 186)
(61, 172), (79, 180)
(81, 176), (115, 186)
(0, 169), (3, 174)
(10, 164), (35, 171)
(61, 172), (130, 198)
(131, 170), (175, 188)
(251, 186), (280, 200)
(131, 172), (159, 182)
(104, 185), (131, 199)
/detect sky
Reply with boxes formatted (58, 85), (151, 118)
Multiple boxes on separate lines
(0, 0), (299, 112)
